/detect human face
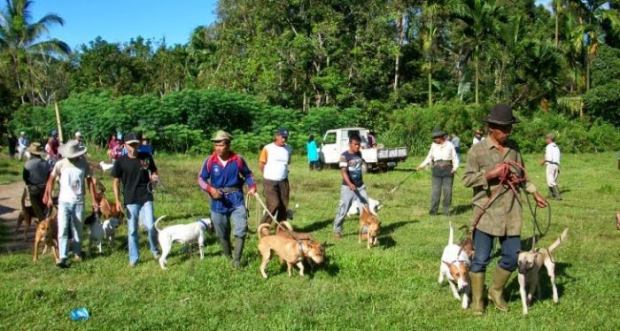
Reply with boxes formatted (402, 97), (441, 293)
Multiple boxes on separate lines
(433, 136), (445, 144)
(349, 139), (361, 153)
(275, 134), (287, 147)
(126, 142), (139, 156)
(214, 140), (230, 158)
(488, 124), (512, 145)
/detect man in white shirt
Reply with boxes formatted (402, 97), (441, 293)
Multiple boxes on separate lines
(17, 131), (29, 160)
(259, 128), (293, 225)
(416, 128), (459, 215)
(540, 133), (562, 200)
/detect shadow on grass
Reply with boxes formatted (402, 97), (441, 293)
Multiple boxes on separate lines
(506, 261), (574, 305)
(451, 204), (472, 216)
(295, 219), (333, 233)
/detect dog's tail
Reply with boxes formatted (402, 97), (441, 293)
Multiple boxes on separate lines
(548, 228), (568, 253)
(257, 223), (271, 240)
(21, 187), (27, 209)
(448, 221), (454, 245)
(154, 215), (167, 232)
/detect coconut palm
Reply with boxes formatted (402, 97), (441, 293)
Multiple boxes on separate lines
(0, 0), (70, 104)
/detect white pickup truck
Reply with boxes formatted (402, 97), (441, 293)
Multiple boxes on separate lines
(319, 127), (408, 172)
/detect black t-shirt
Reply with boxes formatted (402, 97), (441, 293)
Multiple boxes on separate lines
(111, 152), (157, 205)
(339, 150), (364, 187)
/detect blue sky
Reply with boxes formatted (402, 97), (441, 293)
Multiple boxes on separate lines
(27, 0), (218, 50)
(22, 0), (551, 51)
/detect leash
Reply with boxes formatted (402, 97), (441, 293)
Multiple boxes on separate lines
(471, 160), (551, 240)
(251, 193), (301, 241)
(374, 169), (421, 206)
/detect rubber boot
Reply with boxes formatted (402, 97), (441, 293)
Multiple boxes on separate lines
(232, 237), (245, 268)
(470, 272), (485, 315)
(548, 186), (554, 199)
(219, 238), (232, 259)
(488, 266), (511, 312)
(552, 186), (562, 200)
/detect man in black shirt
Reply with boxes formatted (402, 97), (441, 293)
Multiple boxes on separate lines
(112, 132), (160, 267)
(22, 143), (51, 220)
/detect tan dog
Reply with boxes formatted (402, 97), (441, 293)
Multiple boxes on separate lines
(257, 223), (325, 279)
(32, 208), (59, 262)
(358, 205), (381, 249)
(275, 221), (314, 241)
(16, 188), (37, 241)
(517, 228), (569, 315)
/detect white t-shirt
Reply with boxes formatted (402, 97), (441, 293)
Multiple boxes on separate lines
(418, 141), (459, 172)
(259, 143), (292, 181)
(51, 157), (91, 203)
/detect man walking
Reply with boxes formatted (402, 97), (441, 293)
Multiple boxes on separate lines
(17, 132), (29, 160)
(112, 132), (160, 267)
(259, 128), (292, 225)
(333, 135), (368, 239)
(463, 104), (548, 315)
(541, 133), (562, 200)
(44, 140), (97, 268)
(23, 143), (50, 220)
(198, 130), (256, 268)
(417, 128), (459, 216)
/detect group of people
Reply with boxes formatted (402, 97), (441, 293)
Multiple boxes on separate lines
(15, 104), (565, 315)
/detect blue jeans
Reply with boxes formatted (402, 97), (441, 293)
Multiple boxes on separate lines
(126, 201), (159, 264)
(471, 229), (520, 273)
(57, 201), (84, 260)
(211, 205), (248, 240)
(333, 185), (368, 234)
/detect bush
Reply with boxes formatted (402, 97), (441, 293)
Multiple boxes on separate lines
(583, 81), (620, 126)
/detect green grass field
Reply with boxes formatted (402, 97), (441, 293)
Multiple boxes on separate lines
(0, 151), (618, 330)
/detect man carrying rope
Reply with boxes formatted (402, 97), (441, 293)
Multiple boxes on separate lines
(198, 130), (257, 268)
(463, 104), (548, 315)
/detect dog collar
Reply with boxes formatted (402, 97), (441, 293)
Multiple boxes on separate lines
(198, 220), (210, 230)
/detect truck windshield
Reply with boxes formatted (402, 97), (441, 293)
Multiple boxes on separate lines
(324, 132), (336, 144)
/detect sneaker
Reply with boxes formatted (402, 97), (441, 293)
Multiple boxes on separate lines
(56, 259), (69, 268)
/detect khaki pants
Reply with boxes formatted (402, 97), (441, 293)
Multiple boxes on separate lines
(261, 179), (290, 223)
(546, 164), (559, 187)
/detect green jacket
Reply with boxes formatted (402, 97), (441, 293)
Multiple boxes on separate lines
(462, 137), (537, 236)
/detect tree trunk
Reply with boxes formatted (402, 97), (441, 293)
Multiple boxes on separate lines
(555, 1), (560, 47)
(474, 51), (479, 105)
(428, 62), (433, 107)
(394, 12), (405, 92)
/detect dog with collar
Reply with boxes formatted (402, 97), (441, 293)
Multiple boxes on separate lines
(155, 216), (214, 270)
(33, 207), (59, 263)
(87, 211), (121, 254)
(257, 223), (325, 279)
(438, 222), (471, 309)
(347, 197), (381, 217)
(16, 188), (38, 241)
(517, 228), (568, 315)
(359, 205), (381, 248)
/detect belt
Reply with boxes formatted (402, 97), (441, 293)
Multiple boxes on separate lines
(217, 187), (241, 193)
(433, 160), (453, 167)
(545, 161), (560, 165)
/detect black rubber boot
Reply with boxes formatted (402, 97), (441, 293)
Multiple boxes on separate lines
(552, 186), (562, 200)
(232, 237), (245, 268)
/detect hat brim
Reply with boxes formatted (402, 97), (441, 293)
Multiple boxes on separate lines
(483, 116), (520, 125)
(29, 150), (45, 156)
(60, 145), (87, 158)
(125, 139), (140, 145)
(432, 132), (446, 138)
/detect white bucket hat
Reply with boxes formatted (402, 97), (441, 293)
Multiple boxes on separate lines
(60, 140), (87, 158)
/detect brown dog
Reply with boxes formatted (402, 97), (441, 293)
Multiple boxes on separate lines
(257, 223), (325, 279)
(358, 206), (381, 249)
(16, 188), (37, 241)
(33, 207), (59, 262)
(275, 221), (314, 241)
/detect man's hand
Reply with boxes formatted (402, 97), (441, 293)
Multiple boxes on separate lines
(485, 163), (509, 181)
(150, 173), (159, 183)
(208, 187), (222, 199)
(348, 183), (357, 191)
(248, 187), (257, 195)
(533, 192), (548, 208)
(44, 194), (53, 208)
(115, 201), (123, 213)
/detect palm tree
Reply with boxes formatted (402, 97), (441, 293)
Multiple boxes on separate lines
(0, 0), (70, 104)
(451, 0), (503, 104)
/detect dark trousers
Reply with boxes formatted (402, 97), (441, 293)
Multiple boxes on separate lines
(430, 174), (453, 215)
(27, 186), (47, 220)
(471, 229), (521, 273)
(261, 179), (289, 223)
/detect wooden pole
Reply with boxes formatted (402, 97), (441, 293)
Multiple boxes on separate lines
(54, 102), (64, 143)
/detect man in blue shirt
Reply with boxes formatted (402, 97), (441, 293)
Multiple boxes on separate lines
(333, 135), (369, 239)
(198, 130), (256, 268)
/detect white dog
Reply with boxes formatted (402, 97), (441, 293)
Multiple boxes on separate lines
(89, 215), (120, 254)
(155, 216), (214, 270)
(346, 197), (381, 217)
(438, 222), (471, 309)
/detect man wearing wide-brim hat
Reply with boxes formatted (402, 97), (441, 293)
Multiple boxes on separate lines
(198, 130), (257, 268)
(22, 143), (51, 222)
(44, 140), (98, 268)
(463, 104), (548, 315)
(416, 127), (459, 216)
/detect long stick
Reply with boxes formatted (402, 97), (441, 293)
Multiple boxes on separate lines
(54, 102), (64, 143)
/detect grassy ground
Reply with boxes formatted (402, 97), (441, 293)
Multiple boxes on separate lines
(0, 151), (618, 330)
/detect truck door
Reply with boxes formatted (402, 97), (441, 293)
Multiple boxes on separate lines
(321, 131), (339, 164)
